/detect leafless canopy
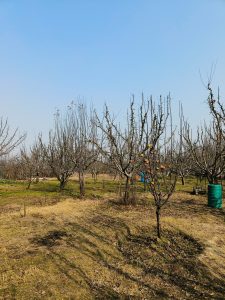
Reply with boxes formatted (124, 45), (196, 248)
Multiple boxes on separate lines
(66, 102), (99, 196)
(142, 96), (181, 238)
(20, 142), (45, 189)
(183, 83), (225, 184)
(0, 117), (26, 157)
(39, 111), (76, 191)
(95, 94), (173, 204)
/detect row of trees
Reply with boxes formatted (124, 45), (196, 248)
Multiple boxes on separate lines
(1, 83), (225, 237)
(2, 97), (178, 199)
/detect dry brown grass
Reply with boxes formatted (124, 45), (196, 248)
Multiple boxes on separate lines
(0, 187), (224, 299)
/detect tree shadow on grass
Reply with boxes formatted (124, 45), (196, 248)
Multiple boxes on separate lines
(164, 196), (225, 220)
(117, 228), (225, 299)
(49, 250), (137, 300)
(30, 212), (225, 299)
(30, 221), (167, 298)
(30, 230), (68, 247)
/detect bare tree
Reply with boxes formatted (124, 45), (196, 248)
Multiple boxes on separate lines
(95, 95), (171, 204)
(40, 103), (99, 195)
(0, 117), (25, 157)
(89, 159), (106, 182)
(208, 83), (225, 125)
(183, 84), (225, 184)
(40, 111), (76, 191)
(20, 142), (44, 189)
(142, 98), (181, 238)
(176, 104), (192, 185)
(0, 156), (21, 180)
(66, 103), (99, 197)
(95, 98), (144, 204)
(177, 150), (192, 185)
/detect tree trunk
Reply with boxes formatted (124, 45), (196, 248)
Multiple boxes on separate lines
(207, 174), (214, 184)
(123, 176), (131, 204)
(181, 176), (185, 185)
(94, 172), (97, 183)
(35, 172), (39, 183)
(156, 207), (161, 239)
(79, 171), (85, 197)
(118, 181), (122, 196)
(59, 178), (66, 191)
(27, 178), (32, 190)
(130, 182), (137, 205)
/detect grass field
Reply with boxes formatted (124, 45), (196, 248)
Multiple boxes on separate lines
(0, 176), (224, 299)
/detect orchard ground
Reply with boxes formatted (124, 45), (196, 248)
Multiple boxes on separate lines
(0, 175), (225, 299)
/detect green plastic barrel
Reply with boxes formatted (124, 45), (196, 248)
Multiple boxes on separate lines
(208, 184), (222, 208)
